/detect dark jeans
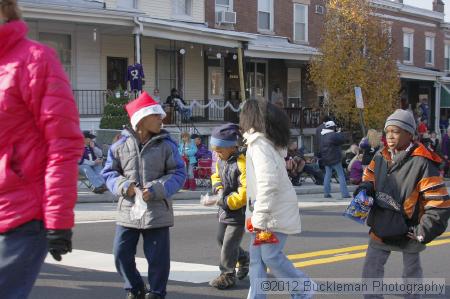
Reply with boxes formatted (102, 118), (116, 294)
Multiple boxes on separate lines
(113, 225), (170, 297)
(217, 222), (248, 275)
(0, 220), (48, 299)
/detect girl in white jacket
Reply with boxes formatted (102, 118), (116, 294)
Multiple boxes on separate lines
(240, 100), (315, 299)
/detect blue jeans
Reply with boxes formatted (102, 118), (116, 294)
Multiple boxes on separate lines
(79, 164), (105, 188)
(113, 225), (170, 297)
(247, 232), (315, 299)
(0, 220), (48, 299)
(323, 162), (350, 197)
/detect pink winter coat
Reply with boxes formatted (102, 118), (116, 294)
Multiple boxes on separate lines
(0, 20), (84, 233)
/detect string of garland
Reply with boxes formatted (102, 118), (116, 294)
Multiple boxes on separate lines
(174, 99), (242, 112)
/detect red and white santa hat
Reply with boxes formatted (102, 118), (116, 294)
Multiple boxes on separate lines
(125, 92), (166, 130)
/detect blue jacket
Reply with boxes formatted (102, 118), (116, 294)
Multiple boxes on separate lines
(102, 129), (186, 229)
(178, 140), (197, 165)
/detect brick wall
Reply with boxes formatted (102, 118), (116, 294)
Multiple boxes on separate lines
(205, 0), (447, 72)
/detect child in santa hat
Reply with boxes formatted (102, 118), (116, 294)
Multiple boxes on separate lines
(102, 92), (186, 299)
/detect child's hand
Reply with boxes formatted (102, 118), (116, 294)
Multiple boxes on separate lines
(142, 189), (152, 202)
(126, 183), (136, 197)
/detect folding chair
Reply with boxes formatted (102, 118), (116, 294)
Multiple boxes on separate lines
(193, 159), (212, 188)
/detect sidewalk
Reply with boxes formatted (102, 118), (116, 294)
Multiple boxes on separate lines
(77, 180), (450, 204)
(77, 180), (358, 203)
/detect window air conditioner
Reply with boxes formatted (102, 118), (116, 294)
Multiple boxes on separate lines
(315, 5), (325, 15)
(216, 10), (237, 24)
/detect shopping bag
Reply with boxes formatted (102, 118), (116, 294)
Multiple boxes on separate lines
(343, 189), (373, 224)
(130, 188), (147, 221)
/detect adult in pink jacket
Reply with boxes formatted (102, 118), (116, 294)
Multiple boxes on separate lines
(0, 1), (84, 298)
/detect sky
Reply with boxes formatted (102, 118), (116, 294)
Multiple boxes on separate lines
(403, 0), (450, 21)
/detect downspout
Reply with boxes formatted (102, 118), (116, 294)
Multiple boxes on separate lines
(133, 16), (144, 65)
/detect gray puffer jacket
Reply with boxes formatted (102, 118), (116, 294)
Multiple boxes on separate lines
(102, 129), (186, 229)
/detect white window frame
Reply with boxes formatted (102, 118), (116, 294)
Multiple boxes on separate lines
(38, 31), (74, 85)
(257, 0), (273, 32)
(215, 0), (233, 12)
(293, 4), (308, 43)
(403, 29), (414, 64)
(425, 34), (435, 66)
(445, 42), (450, 72)
(173, 0), (193, 18)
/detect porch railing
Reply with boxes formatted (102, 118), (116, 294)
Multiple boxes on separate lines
(73, 90), (321, 129)
(74, 90), (108, 117)
(164, 99), (241, 124)
(285, 107), (322, 129)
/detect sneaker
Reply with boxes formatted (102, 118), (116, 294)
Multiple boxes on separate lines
(324, 194), (332, 198)
(126, 289), (146, 299)
(145, 292), (163, 299)
(209, 273), (236, 289)
(237, 253), (250, 280)
(91, 185), (107, 194)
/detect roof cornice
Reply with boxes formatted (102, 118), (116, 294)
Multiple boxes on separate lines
(370, 0), (444, 22)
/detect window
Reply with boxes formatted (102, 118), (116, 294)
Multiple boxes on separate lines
(216, 0), (232, 12)
(156, 50), (177, 102)
(403, 32), (413, 63)
(425, 36), (435, 65)
(173, 0), (192, 17)
(445, 44), (450, 71)
(245, 61), (267, 99)
(258, 0), (273, 32)
(294, 4), (308, 43)
(116, 0), (137, 9)
(288, 68), (302, 105)
(39, 32), (72, 82)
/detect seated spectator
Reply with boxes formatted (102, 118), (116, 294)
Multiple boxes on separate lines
(165, 88), (190, 122)
(79, 131), (107, 194)
(347, 153), (363, 185)
(359, 129), (382, 168)
(343, 143), (358, 170)
(191, 134), (212, 162)
(286, 141), (324, 186)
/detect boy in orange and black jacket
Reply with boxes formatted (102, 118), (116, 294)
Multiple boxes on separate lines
(356, 109), (450, 298)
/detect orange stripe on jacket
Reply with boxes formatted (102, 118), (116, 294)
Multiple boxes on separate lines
(404, 189), (419, 219)
(417, 176), (445, 192)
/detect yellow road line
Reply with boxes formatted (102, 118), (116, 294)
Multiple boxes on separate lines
(289, 231), (450, 261)
(294, 251), (367, 268)
(288, 245), (368, 260)
(291, 236), (450, 268)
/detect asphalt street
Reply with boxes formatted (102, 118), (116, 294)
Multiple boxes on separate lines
(30, 200), (450, 299)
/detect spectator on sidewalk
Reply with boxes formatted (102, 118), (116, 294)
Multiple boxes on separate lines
(320, 121), (351, 199)
(347, 153), (363, 185)
(441, 127), (450, 177)
(357, 109), (450, 298)
(191, 134), (212, 162)
(178, 132), (197, 190)
(359, 129), (382, 169)
(314, 115), (332, 168)
(0, 2), (84, 298)
(102, 92), (186, 299)
(79, 131), (107, 194)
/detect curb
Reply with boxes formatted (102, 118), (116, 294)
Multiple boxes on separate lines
(77, 181), (450, 204)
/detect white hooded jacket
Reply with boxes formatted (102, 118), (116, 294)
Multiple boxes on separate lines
(244, 131), (301, 235)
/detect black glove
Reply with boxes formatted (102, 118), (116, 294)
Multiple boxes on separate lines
(47, 229), (72, 261)
(353, 181), (375, 198)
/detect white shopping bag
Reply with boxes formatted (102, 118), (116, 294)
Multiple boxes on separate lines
(130, 188), (147, 220)
(200, 193), (219, 206)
